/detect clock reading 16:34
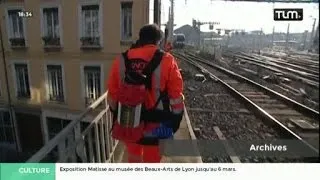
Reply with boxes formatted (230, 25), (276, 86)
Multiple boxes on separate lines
(18, 11), (33, 18)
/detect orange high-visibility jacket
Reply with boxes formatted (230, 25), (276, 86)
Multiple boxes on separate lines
(107, 44), (184, 121)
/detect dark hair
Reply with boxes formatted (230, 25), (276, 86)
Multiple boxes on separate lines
(138, 24), (162, 45)
(130, 40), (141, 49)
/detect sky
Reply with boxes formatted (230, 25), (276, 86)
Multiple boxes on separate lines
(149, 0), (319, 34)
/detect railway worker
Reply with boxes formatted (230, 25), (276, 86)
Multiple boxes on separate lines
(164, 41), (173, 52)
(107, 24), (185, 163)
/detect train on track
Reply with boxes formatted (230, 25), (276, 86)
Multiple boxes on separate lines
(173, 33), (186, 49)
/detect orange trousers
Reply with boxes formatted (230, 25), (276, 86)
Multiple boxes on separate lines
(125, 142), (161, 163)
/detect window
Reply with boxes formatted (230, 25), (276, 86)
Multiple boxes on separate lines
(176, 35), (185, 42)
(7, 9), (25, 47)
(0, 111), (15, 144)
(121, 2), (133, 41)
(47, 117), (70, 140)
(47, 65), (64, 102)
(14, 63), (31, 98)
(81, 122), (90, 132)
(42, 7), (60, 46)
(80, 5), (100, 47)
(84, 66), (101, 105)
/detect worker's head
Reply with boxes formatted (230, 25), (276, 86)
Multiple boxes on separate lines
(138, 24), (162, 46)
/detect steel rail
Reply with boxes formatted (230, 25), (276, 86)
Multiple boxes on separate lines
(182, 51), (319, 120)
(174, 52), (319, 158)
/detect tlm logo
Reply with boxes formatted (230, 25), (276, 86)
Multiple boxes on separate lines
(274, 9), (303, 21)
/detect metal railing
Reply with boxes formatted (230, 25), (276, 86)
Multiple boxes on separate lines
(27, 92), (119, 163)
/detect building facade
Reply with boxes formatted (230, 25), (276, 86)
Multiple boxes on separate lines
(0, 0), (153, 161)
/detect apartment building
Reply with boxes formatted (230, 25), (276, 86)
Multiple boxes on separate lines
(0, 0), (160, 161)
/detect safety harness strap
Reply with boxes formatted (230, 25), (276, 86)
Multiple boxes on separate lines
(122, 49), (164, 90)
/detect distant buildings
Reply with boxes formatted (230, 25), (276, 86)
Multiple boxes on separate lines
(174, 24), (317, 52)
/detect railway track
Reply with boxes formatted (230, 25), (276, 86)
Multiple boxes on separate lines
(251, 53), (319, 76)
(173, 51), (319, 163)
(261, 51), (319, 71)
(242, 52), (319, 78)
(176, 57), (283, 163)
(198, 49), (319, 111)
(223, 51), (319, 88)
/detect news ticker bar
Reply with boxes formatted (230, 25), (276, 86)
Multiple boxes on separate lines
(1, 163), (320, 180)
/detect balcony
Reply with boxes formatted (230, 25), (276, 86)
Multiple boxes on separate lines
(9, 38), (26, 49)
(27, 92), (202, 163)
(80, 37), (101, 50)
(42, 37), (61, 50)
